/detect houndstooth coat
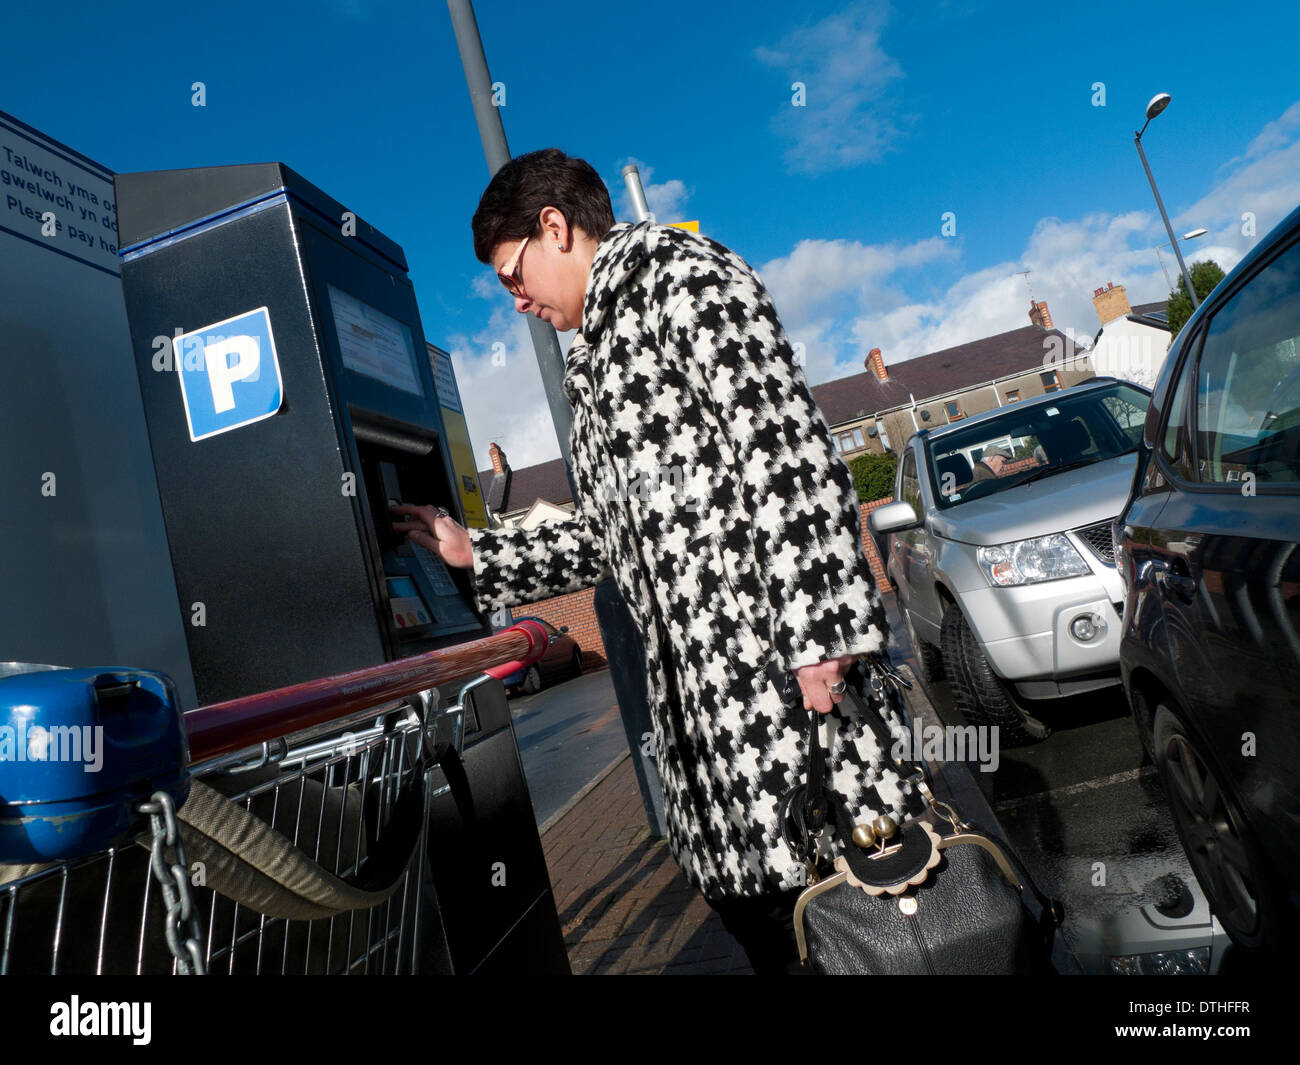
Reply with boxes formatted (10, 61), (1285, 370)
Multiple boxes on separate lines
(467, 220), (924, 900)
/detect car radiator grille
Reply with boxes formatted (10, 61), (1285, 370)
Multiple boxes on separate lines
(1076, 519), (1117, 565)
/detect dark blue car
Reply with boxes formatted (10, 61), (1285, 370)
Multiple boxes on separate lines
(1115, 202), (1300, 954)
(496, 616), (585, 696)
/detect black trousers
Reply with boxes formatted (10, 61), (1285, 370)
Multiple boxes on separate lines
(705, 886), (810, 976)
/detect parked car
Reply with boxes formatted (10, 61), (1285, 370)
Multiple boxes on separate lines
(1115, 203), (1300, 950)
(496, 616), (584, 696)
(870, 378), (1151, 745)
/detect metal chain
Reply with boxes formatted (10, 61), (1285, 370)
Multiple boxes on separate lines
(139, 791), (207, 975)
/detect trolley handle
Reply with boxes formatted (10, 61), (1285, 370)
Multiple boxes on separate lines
(184, 620), (549, 764)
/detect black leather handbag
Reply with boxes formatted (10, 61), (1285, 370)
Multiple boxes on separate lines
(776, 652), (1063, 975)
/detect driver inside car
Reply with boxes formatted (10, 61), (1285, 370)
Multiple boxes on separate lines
(971, 444), (1013, 481)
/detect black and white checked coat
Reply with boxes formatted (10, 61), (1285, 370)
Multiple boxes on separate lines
(468, 220), (924, 900)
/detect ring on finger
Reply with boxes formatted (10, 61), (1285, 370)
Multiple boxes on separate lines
(828, 680), (846, 695)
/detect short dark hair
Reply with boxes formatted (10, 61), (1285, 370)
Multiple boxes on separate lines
(471, 148), (615, 264)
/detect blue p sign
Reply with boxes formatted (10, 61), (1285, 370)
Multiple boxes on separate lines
(173, 307), (284, 442)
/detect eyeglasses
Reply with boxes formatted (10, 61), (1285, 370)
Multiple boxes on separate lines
(496, 236), (531, 299)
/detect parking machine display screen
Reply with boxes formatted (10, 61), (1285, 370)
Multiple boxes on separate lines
(327, 283), (424, 397)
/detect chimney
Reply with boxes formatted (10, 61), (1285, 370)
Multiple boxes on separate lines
(865, 347), (888, 381)
(1028, 299), (1053, 329)
(1092, 282), (1132, 326)
(489, 441), (507, 475)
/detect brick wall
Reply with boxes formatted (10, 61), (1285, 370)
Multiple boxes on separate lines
(502, 496), (897, 668)
(510, 585), (609, 670)
(858, 497), (894, 594)
(1000, 456), (1039, 476)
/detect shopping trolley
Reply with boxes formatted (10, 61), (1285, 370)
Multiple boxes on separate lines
(0, 621), (551, 975)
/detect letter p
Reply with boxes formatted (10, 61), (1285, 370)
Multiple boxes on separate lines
(204, 335), (261, 413)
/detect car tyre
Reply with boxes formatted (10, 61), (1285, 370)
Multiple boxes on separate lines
(1152, 703), (1296, 952)
(1126, 684), (1156, 768)
(571, 649), (583, 678)
(902, 600), (944, 685)
(521, 664), (543, 696)
(939, 602), (1051, 747)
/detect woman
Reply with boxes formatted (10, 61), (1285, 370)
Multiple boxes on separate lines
(393, 148), (924, 974)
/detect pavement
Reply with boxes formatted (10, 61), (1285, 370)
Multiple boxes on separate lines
(538, 595), (919, 975)
(541, 751), (752, 974)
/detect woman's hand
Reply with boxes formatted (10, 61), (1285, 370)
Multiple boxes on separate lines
(390, 504), (473, 569)
(795, 654), (856, 714)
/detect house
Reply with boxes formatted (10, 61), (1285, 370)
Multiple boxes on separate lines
(477, 442), (574, 530)
(810, 300), (1091, 458)
(474, 441), (610, 654)
(1085, 283), (1172, 389)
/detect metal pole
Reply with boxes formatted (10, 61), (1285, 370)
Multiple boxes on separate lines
(1154, 243), (1173, 294)
(1135, 133), (1199, 310)
(446, 0), (667, 837)
(622, 166), (654, 222)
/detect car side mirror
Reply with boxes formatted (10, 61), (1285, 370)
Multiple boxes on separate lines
(560, 626), (569, 633)
(869, 500), (921, 535)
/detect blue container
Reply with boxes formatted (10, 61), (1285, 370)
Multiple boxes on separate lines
(0, 665), (189, 862)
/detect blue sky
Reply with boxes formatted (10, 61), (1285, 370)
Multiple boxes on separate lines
(7, 0), (1300, 470)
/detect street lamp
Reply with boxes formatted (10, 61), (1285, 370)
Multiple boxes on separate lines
(1153, 227), (1208, 293)
(1136, 93), (1200, 309)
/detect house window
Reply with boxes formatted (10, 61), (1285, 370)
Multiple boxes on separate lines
(837, 427), (867, 453)
(944, 400), (964, 421)
(1005, 389), (1020, 403)
(1040, 371), (1060, 393)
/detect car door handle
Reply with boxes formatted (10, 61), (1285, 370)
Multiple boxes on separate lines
(1154, 568), (1198, 602)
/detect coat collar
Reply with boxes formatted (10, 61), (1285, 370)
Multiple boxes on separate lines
(581, 220), (654, 341)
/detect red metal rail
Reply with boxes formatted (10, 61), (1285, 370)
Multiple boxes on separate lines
(184, 620), (549, 764)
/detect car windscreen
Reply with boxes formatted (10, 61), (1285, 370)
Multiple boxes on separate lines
(926, 383), (1149, 509)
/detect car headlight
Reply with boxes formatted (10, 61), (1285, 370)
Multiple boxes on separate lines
(977, 535), (1091, 587)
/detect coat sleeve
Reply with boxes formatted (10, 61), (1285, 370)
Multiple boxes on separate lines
(466, 496), (612, 615)
(660, 252), (889, 673)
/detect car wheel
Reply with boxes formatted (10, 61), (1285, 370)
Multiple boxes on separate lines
(939, 602), (1051, 747)
(571, 649), (583, 677)
(902, 601), (944, 685)
(521, 664), (543, 696)
(1152, 703), (1295, 951)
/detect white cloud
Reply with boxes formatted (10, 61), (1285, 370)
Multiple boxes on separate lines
(1176, 112), (1300, 267)
(615, 157), (693, 222)
(445, 304), (577, 472)
(820, 212), (1178, 374)
(470, 272), (498, 301)
(757, 101), (1300, 386)
(755, 2), (905, 174)
(754, 234), (957, 379)
(1229, 101), (1300, 164)
(451, 100), (1300, 475)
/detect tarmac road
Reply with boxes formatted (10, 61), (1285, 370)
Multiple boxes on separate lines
(509, 668), (629, 829)
(507, 595), (1279, 973)
(884, 594), (1282, 974)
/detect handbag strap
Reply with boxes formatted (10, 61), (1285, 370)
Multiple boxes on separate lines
(779, 651), (1064, 941)
(803, 652), (927, 806)
(778, 652), (921, 868)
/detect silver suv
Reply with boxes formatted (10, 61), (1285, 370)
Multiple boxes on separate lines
(870, 378), (1150, 745)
